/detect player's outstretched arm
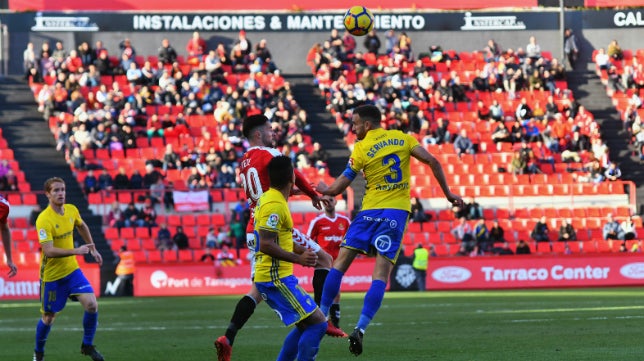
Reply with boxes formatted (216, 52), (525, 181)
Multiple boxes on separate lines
(294, 169), (323, 210)
(411, 145), (464, 208)
(317, 175), (352, 197)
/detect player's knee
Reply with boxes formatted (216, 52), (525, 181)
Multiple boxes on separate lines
(85, 301), (98, 313)
(42, 313), (56, 325)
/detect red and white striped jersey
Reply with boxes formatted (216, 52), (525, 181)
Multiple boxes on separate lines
(238, 146), (283, 233)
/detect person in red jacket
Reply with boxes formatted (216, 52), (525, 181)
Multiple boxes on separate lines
(186, 31), (207, 59)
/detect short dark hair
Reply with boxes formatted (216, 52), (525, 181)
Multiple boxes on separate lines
(268, 156), (294, 189)
(242, 114), (269, 139)
(353, 104), (382, 125)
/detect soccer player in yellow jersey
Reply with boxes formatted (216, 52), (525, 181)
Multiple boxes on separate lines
(317, 104), (464, 356)
(254, 156), (327, 361)
(33, 177), (105, 361)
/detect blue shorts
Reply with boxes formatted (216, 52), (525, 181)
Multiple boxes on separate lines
(256, 275), (318, 327)
(41, 268), (94, 314)
(343, 208), (409, 263)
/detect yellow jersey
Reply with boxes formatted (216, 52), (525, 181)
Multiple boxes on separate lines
(36, 204), (82, 282)
(253, 188), (293, 283)
(347, 128), (419, 212)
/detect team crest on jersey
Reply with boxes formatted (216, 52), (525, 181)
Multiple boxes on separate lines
(338, 223), (345, 231)
(38, 229), (48, 240)
(267, 214), (279, 228)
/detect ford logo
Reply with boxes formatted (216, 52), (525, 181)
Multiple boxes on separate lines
(620, 263), (644, 279)
(431, 266), (471, 283)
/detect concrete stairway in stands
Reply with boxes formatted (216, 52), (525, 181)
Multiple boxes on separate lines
(0, 76), (114, 266)
(565, 69), (643, 214)
(286, 75), (364, 212)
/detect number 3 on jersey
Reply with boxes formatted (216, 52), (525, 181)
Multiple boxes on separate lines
(382, 154), (402, 183)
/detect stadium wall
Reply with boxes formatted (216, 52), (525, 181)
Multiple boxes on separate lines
(1, 8), (643, 75)
(2, 253), (643, 299)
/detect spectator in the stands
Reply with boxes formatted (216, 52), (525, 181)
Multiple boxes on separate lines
(603, 213), (624, 251)
(149, 177), (165, 208)
(140, 198), (158, 228)
(186, 31), (207, 59)
(308, 142), (329, 171)
(484, 39), (502, 62)
(23, 42), (37, 77)
(113, 167), (130, 190)
(142, 163), (163, 189)
(557, 218), (577, 244)
(105, 201), (125, 228)
(607, 64), (626, 93)
(594, 48), (610, 74)
(156, 223), (172, 250)
(607, 39), (623, 60)
(172, 225), (189, 250)
(576, 158), (604, 183)
(522, 119), (542, 143)
(51, 41), (67, 67)
(453, 129), (476, 157)
(410, 197), (430, 223)
(509, 150), (527, 175)
(449, 76), (469, 103)
(515, 239), (532, 255)
(88, 122), (108, 150)
(123, 202), (144, 228)
(363, 29), (381, 55)
(93, 48), (113, 75)
(620, 216), (637, 241)
(118, 124), (137, 149)
(423, 117), (450, 145)
(451, 217), (474, 252)
(218, 164), (237, 188)
(530, 140), (555, 172)
(97, 169), (113, 191)
(515, 97), (533, 121)
(604, 162), (622, 181)
(83, 169), (99, 194)
(531, 216), (552, 251)
(384, 29), (397, 55)
(129, 169), (144, 189)
(473, 219), (490, 253)
(68, 147), (86, 170)
(491, 121), (512, 151)
(488, 99), (504, 122)
(510, 119), (525, 144)
(0, 160), (9, 180)
(489, 220), (506, 244)
(65, 49), (83, 74)
(158, 38), (178, 65)
(216, 244), (240, 267)
(119, 38), (137, 72)
(465, 197), (483, 220)
(52, 82), (69, 112)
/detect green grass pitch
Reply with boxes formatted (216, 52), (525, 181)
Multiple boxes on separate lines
(2, 288), (643, 360)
